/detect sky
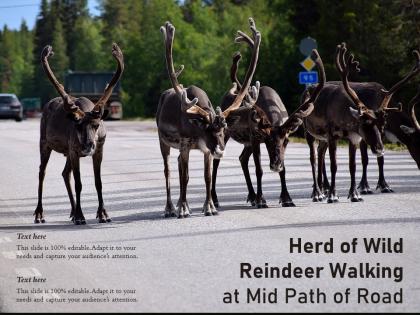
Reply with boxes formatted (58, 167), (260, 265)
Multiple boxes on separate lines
(0, 0), (100, 31)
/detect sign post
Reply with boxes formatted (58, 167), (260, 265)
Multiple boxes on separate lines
(298, 37), (318, 87)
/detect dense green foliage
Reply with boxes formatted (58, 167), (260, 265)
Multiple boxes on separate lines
(0, 0), (418, 116)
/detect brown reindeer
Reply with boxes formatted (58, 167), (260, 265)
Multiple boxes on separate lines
(156, 19), (261, 218)
(34, 43), (124, 225)
(212, 49), (326, 208)
(304, 43), (385, 203)
(313, 49), (419, 198)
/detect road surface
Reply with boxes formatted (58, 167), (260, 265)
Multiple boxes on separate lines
(0, 119), (419, 312)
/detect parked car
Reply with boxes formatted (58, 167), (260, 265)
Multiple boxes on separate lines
(0, 94), (23, 122)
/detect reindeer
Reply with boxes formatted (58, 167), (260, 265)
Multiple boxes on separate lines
(314, 49), (420, 196)
(34, 43), (124, 225)
(356, 51), (420, 193)
(304, 43), (386, 203)
(385, 86), (420, 169)
(157, 19), (261, 218)
(211, 49), (326, 208)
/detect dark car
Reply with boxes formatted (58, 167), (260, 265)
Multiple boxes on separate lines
(0, 94), (23, 122)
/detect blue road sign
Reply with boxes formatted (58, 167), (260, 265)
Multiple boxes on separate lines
(299, 71), (318, 85)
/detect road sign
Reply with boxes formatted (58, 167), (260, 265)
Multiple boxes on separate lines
(299, 37), (317, 56)
(300, 56), (316, 71)
(299, 71), (318, 85)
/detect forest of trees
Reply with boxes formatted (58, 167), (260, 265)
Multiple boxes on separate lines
(0, 0), (418, 117)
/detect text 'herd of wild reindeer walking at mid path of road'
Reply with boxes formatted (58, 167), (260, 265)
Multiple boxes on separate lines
(32, 18), (420, 225)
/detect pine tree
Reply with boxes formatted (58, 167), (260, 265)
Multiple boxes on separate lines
(73, 17), (106, 71)
(33, 0), (54, 105)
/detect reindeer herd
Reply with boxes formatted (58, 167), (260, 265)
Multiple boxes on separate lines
(34, 18), (420, 224)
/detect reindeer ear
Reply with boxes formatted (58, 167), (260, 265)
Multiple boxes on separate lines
(188, 117), (207, 129)
(400, 125), (416, 135)
(349, 107), (360, 119)
(286, 118), (303, 134)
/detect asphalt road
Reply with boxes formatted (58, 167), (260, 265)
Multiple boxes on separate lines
(0, 119), (419, 312)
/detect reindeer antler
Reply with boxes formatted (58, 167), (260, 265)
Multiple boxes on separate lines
(229, 52), (242, 93)
(408, 86), (420, 131)
(160, 21), (208, 122)
(223, 17), (261, 118)
(281, 49), (326, 131)
(93, 43), (124, 113)
(335, 43), (375, 119)
(41, 45), (85, 120)
(379, 49), (420, 111)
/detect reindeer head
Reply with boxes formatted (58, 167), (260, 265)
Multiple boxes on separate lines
(185, 97), (227, 159)
(160, 19), (261, 159)
(264, 50), (326, 172)
(336, 43), (385, 157)
(400, 87), (420, 168)
(41, 44), (124, 156)
(376, 50), (420, 129)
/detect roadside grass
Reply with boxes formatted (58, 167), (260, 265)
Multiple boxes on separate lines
(289, 137), (407, 152)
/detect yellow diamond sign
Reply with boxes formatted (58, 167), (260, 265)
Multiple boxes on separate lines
(300, 56), (315, 71)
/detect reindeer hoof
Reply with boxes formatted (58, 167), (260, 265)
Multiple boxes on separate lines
(246, 194), (257, 207)
(106, 218), (112, 222)
(327, 197), (339, 203)
(350, 196), (363, 202)
(381, 187), (394, 193)
(376, 181), (394, 193)
(360, 189), (373, 195)
(212, 209), (219, 215)
(34, 219), (40, 224)
(257, 202), (268, 209)
(74, 219), (86, 225)
(98, 218), (107, 223)
(282, 201), (296, 207)
(311, 189), (325, 202)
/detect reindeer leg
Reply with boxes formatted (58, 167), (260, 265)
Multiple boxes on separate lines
(239, 145), (256, 206)
(348, 142), (363, 202)
(358, 140), (372, 194)
(211, 135), (230, 208)
(34, 143), (51, 223)
(203, 152), (217, 216)
(211, 159), (221, 208)
(376, 155), (393, 193)
(252, 142), (267, 208)
(62, 157), (76, 220)
(93, 144), (111, 223)
(306, 133), (323, 202)
(327, 139), (339, 203)
(279, 165), (295, 207)
(322, 162), (330, 194)
(318, 141), (330, 195)
(177, 148), (190, 218)
(160, 139), (175, 217)
(70, 156), (86, 225)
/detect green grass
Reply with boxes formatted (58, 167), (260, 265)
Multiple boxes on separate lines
(289, 137), (407, 152)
